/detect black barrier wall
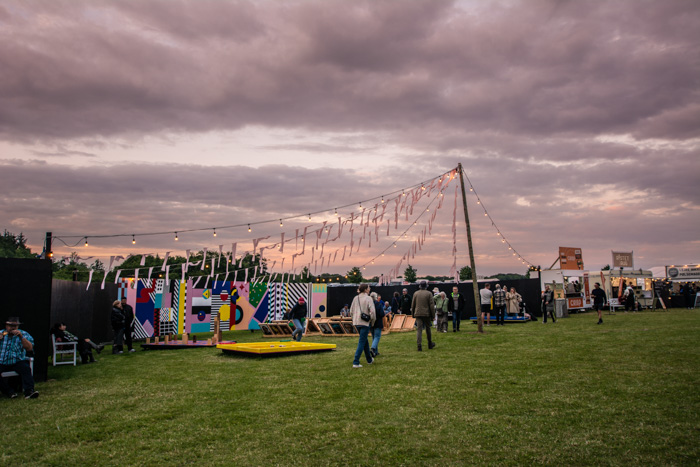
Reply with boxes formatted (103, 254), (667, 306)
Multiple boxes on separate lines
(0, 257), (52, 382)
(51, 280), (119, 345)
(327, 279), (542, 320)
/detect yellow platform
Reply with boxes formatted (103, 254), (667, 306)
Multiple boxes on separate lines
(217, 341), (336, 356)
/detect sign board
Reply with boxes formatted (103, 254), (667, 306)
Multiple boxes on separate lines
(665, 265), (700, 281)
(612, 251), (634, 269)
(567, 297), (584, 309)
(559, 247), (584, 270)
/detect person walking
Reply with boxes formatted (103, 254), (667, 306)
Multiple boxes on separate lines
(370, 292), (384, 358)
(448, 286), (465, 332)
(493, 284), (507, 326)
(480, 283), (493, 326)
(290, 297), (307, 342)
(624, 284), (636, 311)
(110, 300), (126, 354)
(411, 281), (436, 351)
(541, 284), (556, 323)
(591, 282), (607, 324)
(435, 291), (449, 332)
(390, 292), (401, 314)
(351, 284), (375, 368)
(121, 297), (136, 353)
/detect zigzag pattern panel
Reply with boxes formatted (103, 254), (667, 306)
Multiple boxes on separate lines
(133, 318), (149, 339)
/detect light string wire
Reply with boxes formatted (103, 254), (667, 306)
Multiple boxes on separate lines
(461, 170), (534, 267)
(52, 170), (454, 247)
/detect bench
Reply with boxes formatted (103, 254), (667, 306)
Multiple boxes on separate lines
(1, 357), (34, 379)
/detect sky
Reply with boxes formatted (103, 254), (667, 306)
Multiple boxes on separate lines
(1, 0), (699, 278)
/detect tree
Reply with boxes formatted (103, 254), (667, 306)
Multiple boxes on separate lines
(404, 264), (417, 283)
(0, 230), (35, 259)
(346, 267), (363, 284)
(459, 266), (472, 281)
(602, 264), (611, 271)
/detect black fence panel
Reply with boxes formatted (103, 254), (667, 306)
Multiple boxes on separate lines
(51, 280), (119, 345)
(0, 257), (52, 382)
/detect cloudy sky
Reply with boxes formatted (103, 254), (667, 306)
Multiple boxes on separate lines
(1, 0), (698, 278)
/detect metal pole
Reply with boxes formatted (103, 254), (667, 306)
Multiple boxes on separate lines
(457, 163), (484, 333)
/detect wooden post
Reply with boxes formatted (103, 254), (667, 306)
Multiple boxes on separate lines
(181, 333), (188, 345)
(457, 163), (484, 333)
(213, 316), (221, 344)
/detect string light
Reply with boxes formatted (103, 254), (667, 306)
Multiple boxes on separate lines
(334, 208), (338, 216)
(308, 213), (312, 220)
(280, 219), (283, 227)
(248, 224), (251, 232)
(213, 229), (217, 237)
(84, 238), (88, 247)
(381, 196), (384, 203)
(132, 235), (136, 245)
(174, 232), (178, 241)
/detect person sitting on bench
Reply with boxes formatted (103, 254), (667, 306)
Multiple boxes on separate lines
(51, 322), (104, 364)
(0, 317), (38, 399)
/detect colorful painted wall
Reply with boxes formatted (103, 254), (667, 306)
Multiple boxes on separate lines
(118, 279), (327, 338)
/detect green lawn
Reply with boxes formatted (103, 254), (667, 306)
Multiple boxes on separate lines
(2, 309), (699, 466)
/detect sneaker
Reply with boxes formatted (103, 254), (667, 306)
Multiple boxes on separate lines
(118, 351), (124, 354)
(129, 349), (136, 353)
(9, 393), (18, 399)
(370, 348), (377, 358)
(367, 359), (374, 365)
(352, 364), (362, 368)
(25, 391), (39, 399)
(428, 342), (436, 350)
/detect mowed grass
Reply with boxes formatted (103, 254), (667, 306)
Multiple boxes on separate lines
(2, 309), (699, 466)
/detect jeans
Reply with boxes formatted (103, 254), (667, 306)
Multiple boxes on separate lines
(416, 316), (433, 347)
(112, 327), (125, 353)
(452, 310), (461, 330)
(370, 327), (382, 353)
(542, 305), (556, 323)
(292, 319), (304, 342)
(353, 325), (372, 365)
(0, 360), (35, 396)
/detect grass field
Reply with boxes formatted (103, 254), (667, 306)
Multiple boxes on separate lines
(2, 309), (699, 466)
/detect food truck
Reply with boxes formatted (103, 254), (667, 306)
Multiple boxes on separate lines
(538, 269), (653, 312)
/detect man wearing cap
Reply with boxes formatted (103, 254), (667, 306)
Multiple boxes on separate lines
(289, 297), (307, 342)
(0, 317), (39, 399)
(411, 281), (436, 351)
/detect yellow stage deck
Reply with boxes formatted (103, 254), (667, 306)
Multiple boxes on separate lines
(217, 341), (336, 356)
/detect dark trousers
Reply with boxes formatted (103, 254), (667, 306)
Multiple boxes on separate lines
(113, 327), (125, 353)
(495, 305), (506, 325)
(124, 325), (134, 351)
(416, 316), (433, 347)
(452, 310), (461, 330)
(542, 304), (556, 323)
(0, 360), (35, 397)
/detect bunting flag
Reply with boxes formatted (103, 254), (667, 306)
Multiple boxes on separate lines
(217, 245), (223, 267)
(193, 276), (202, 288)
(147, 267), (153, 281)
(86, 270), (94, 290)
(279, 232), (285, 252)
(181, 263), (187, 282)
(133, 269), (140, 288)
(204, 276), (210, 290)
(161, 252), (170, 271)
(200, 248), (208, 270)
(114, 269), (122, 284)
(165, 265), (171, 286)
(231, 243), (237, 262)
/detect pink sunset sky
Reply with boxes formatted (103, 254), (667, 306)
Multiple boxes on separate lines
(1, 0), (698, 277)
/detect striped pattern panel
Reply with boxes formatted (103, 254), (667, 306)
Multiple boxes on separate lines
(210, 282), (231, 332)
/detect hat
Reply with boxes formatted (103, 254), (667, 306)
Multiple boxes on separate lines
(419, 280), (427, 289)
(5, 317), (22, 325)
(432, 287), (439, 294)
(298, 297), (305, 303)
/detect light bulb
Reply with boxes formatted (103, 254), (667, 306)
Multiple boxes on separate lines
(334, 208), (338, 216)
(248, 224), (251, 232)
(175, 232), (178, 241)
(132, 235), (135, 244)
(280, 219), (283, 227)
(213, 229), (217, 237)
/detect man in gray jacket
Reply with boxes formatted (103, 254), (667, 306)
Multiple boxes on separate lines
(411, 281), (436, 351)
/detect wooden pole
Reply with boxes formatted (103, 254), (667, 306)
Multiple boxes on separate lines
(457, 163), (484, 333)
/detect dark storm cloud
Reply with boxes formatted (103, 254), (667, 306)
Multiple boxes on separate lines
(1, 0), (698, 143)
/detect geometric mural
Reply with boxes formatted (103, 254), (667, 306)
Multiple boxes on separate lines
(119, 279), (327, 337)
